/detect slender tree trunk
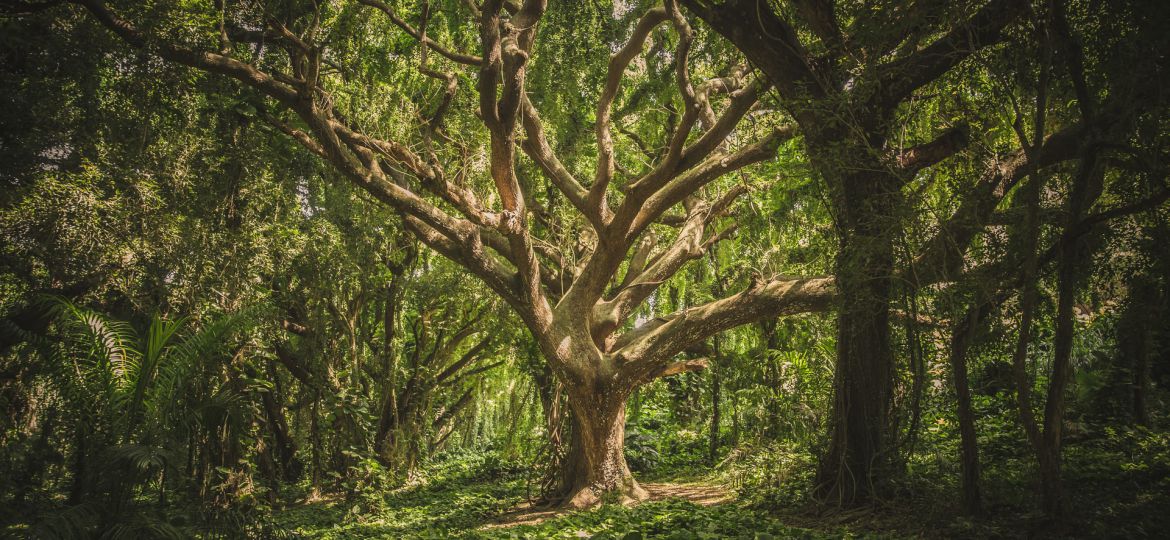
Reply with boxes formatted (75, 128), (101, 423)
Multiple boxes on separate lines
(1133, 328), (1151, 427)
(258, 378), (301, 481)
(1040, 144), (1103, 516)
(1040, 252), (1077, 518)
(709, 366), (721, 466)
(1119, 277), (1155, 426)
(14, 408), (56, 504)
(310, 396), (322, 490)
(731, 392), (740, 448)
(949, 304), (985, 517)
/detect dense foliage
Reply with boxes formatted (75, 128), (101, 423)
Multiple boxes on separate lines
(1, 0), (1168, 538)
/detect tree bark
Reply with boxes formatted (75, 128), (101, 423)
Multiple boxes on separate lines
(949, 304), (985, 517)
(709, 366), (721, 466)
(560, 390), (647, 508)
(258, 373), (301, 482)
(815, 171), (898, 506)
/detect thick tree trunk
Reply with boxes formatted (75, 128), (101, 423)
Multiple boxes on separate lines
(559, 390), (646, 508)
(817, 296), (892, 504)
(816, 178), (896, 505)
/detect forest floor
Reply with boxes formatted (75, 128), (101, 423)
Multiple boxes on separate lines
(482, 481), (735, 529)
(268, 432), (1170, 539)
(271, 454), (850, 539)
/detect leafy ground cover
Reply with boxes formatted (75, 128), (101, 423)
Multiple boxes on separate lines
(269, 425), (1170, 540)
(272, 451), (848, 539)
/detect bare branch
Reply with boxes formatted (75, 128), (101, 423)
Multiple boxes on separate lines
(896, 124), (970, 179)
(614, 276), (836, 380)
(640, 357), (709, 384)
(591, 7), (670, 213)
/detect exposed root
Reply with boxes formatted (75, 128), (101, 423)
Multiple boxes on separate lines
(484, 481), (732, 530)
(562, 480), (649, 509)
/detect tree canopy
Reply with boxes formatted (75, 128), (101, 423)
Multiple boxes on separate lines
(2, 0), (1169, 537)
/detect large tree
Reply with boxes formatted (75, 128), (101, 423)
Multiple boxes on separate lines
(681, 0), (1165, 504)
(49, 0), (1162, 509)
(60, 0), (841, 506)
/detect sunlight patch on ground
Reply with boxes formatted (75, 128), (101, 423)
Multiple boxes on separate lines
(482, 481), (734, 530)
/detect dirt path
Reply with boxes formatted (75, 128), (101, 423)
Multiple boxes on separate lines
(483, 482), (735, 529)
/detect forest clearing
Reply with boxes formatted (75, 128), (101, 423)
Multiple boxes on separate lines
(1, 0), (1169, 538)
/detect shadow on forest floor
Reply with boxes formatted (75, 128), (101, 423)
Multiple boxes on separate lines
(482, 481), (735, 529)
(270, 430), (1170, 539)
(274, 467), (851, 539)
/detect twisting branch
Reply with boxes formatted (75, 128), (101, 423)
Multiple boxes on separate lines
(613, 276), (836, 381)
(476, 0), (553, 329)
(519, 94), (596, 226)
(591, 7), (670, 214)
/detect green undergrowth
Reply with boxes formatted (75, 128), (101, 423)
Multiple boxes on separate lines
(273, 449), (875, 539)
(275, 451), (529, 538)
(266, 422), (1170, 539)
(477, 499), (853, 540)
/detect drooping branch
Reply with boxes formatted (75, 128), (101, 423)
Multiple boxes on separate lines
(357, 0), (483, 65)
(876, 0), (1026, 111)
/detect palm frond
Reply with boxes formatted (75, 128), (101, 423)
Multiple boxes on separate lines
(99, 518), (186, 540)
(30, 502), (99, 540)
